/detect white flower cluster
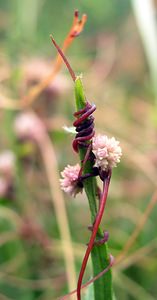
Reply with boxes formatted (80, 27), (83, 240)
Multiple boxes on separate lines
(92, 135), (122, 171)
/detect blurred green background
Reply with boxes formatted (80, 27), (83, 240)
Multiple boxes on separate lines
(0, 0), (157, 299)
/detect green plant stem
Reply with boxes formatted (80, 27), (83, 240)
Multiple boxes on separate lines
(75, 77), (113, 299)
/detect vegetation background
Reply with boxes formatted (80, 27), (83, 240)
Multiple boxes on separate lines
(0, 0), (157, 299)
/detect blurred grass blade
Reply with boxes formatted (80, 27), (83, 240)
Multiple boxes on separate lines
(114, 271), (156, 300)
(132, 0), (157, 101)
(16, 0), (42, 38)
(83, 282), (94, 300)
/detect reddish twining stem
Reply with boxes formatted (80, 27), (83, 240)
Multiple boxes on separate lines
(78, 143), (92, 178)
(60, 254), (114, 300)
(77, 170), (112, 300)
(73, 102), (96, 152)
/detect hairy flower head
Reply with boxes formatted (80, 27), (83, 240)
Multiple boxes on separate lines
(60, 164), (82, 197)
(92, 134), (122, 171)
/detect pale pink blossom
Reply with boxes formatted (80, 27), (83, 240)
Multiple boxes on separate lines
(0, 150), (15, 178)
(60, 164), (82, 197)
(14, 112), (46, 143)
(92, 134), (122, 171)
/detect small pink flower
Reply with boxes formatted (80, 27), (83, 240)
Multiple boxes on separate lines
(14, 112), (46, 143)
(0, 150), (15, 178)
(92, 134), (122, 171)
(60, 164), (82, 197)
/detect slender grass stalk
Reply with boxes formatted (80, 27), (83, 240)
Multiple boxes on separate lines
(131, 0), (157, 102)
(115, 272), (156, 300)
(116, 189), (157, 264)
(37, 127), (77, 295)
(116, 237), (157, 271)
(50, 35), (116, 300)
(75, 78), (113, 300)
(16, 0), (41, 38)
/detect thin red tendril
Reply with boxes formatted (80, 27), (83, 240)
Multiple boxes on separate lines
(59, 254), (114, 300)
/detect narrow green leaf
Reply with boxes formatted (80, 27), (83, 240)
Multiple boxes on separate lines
(75, 76), (86, 111)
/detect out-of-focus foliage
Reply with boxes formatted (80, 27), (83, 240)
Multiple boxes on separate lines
(0, 0), (157, 299)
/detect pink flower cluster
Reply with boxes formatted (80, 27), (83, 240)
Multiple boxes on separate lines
(60, 164), (82, 197)
(60, 134), (122, 197)
(92, 134), (122, 171)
